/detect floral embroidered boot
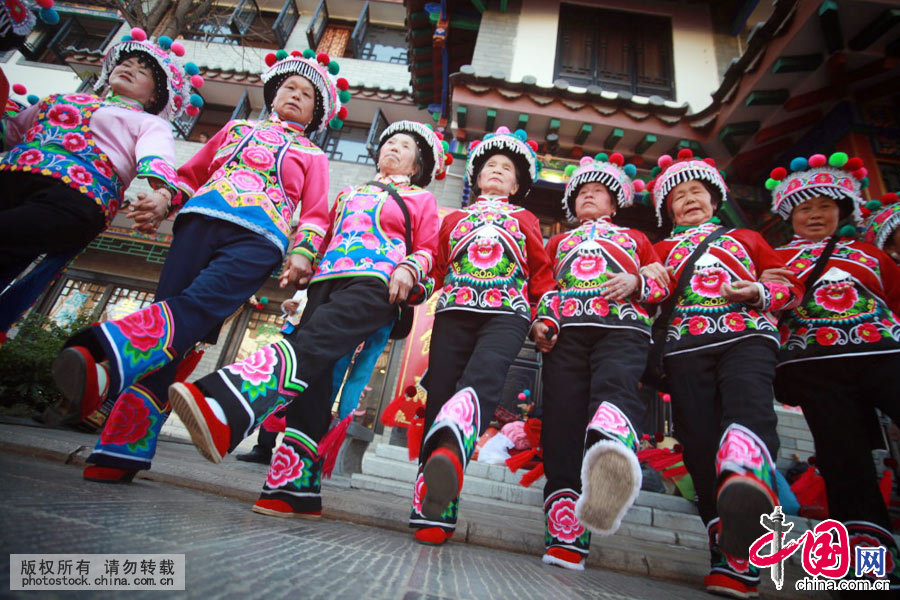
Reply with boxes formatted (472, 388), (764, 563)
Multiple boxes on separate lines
(704, 519), (760, 599)
(847, 521), (900, 591)
(418, 387), (480, 521)
(409, 462), (459, 545)
(575, 401), (642, 535)
(252, 428), (322, 519)
(543, 489), (591, 570)
(51, 346), (111, 421)
(83, 383), (170, 482)
(715, 424), (778, 560)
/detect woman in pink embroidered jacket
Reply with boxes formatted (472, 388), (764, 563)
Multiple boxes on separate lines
(767, 153), (900, 589)
(0, 29), (194, 340)
(168, 119), (445, 519)
(51, 49), (339, 485)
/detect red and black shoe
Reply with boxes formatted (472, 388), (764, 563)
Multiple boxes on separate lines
(251, 499), (321, 520)
(83, 465), (137, 484)
(413, 527), (453, 546)
(167, 382), (231, 464)
(51, 346), (109, 421)
(704, 572), (759, 599)
(716, 473), (777, 560)
(421, 447), (464, 521)
(542, 547), (586, 571)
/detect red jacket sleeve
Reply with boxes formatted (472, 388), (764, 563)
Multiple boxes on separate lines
(176, 121), (233, 196)
(632, 229), (669, 304)
(519, 211), (554, 306)
(874, 245), (900, 315)
(431, 211), (462, 292)
(738, 229), (805, 312)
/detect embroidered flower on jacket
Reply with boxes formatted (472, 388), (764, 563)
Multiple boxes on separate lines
(333, 256), (355, 271)
(856, 323), (881, 343)
(688, 315), (709, 335)
(815, 327), (840, 346)
(148, 158), (177, 183)
(267, 444), (305, 488)
(61, 132), (87, 152)
(814, 282), (858, 313)
(344, 211), (373, 233)
(17, 149), (43, 166)
(724, 312), (747, 332)
(46, 104), (81, 128)
(467, 238), (504, 269)
(67, 165), (94, 186)
(691, 267), (731, 298)
(255, 128), (287, 146)
(230, 169), (265, 192)
(226, 345), (277, 386)
(455, 287), (474, 305)
(561, 298), (578, 317)
(546, 497), (585, 544)
(24, 123), (44, 142)
(484, 289), (503, 308)
(360, 233), (380, 250)
(589, 296), (610, 317)
(66, 94), (96, 105)
(570, 254), (606, 281)
(92, 159), (114, 180)
(100, 392), (151, 446)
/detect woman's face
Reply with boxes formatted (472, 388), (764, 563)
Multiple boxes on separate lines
(885, 227), (900, 263)
(109, 56), (157, 108)
(574, 182), (615, 220)
(668, 180), (715, 227)
(476, 153), (519, 197)
(791, 196), (840, 242)
(378, 133), (419, 177)
(272, 75), (315, 126)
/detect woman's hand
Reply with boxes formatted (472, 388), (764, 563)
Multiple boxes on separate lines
(281, 298), (300, 315)
(388, 264), (416, 304)
(600, 273), (639, 301)
(531, 320), (558, 353)
(721, 280), (761, 305)
(640, 262), (670, 288)
(279, 254), (313, 289)
(759, 267), (794, 286)
(127, 189), (170, 233)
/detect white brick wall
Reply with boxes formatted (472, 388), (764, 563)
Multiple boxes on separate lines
(470, 3), (520, 78)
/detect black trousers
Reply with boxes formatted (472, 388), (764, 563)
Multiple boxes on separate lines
(664, 337), (780, 524)
(775, 353), (900, 530)
(541, 326), (649, 501)
(421, 310), (530, 442)
(0, 172), (105, 288)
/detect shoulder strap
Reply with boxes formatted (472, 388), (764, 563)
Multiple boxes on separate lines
(795, 234), (840, 308)
(655, 226), (728, 331)
(367, 180), (412, 254)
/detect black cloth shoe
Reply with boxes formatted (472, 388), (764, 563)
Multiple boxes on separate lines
(236, 446), (272, 465)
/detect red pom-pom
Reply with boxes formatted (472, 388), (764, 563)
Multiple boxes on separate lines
(170, 42), (185, 57)
(647, 180), (656, 192)
(264, 52), (277, 67)
(808, 456), (817, 466)
(36, 0), (53, 7)
(130, 27), (147, 42)
(190, 75), (204, 89)
(770, 166), (787, 180)
(468, 140), (479, 151)
(808, 154), (827, 168)
(336, 77), (349, 91)
(291, 50), (302, 57)
(673, 444), (683, 454)
(703, 157), (716, 167)
(609, 152), (624, 166)
(405, 385), (417, 398)
(435, 131), (443, 140)
(641, 434), (651, 441)
(657, 155), (673, 169)
(633, 180), (645, 192)
(661, 393), (671, 403)
(845, 157), (863, 171)
(444, 154), (453, 165)
(654, 432), (664, 443)
(852, 168), (867, 179)
(435, 171), (446, 180)
(316, 52), (330, 65)
(185, 105), (199, 117)
(527, 140), (539, 152)
(11, 83), (26, 95)
(677, 148), (693, 160)
(337, 106), (348, 119)
(883, 193), (899, 204)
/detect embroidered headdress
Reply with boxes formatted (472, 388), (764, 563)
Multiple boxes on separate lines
(0, 0), (58, 50)
(647, 149), (728, 226)
(767, 152), (869, 224)
(465, 126), (540, 202)
(376, 120), (450, 188)
(862, 192), (900, 250)
(561, 152), (645, 221)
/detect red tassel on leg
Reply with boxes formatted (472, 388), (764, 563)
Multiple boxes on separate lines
(519, 463), (544, 487)
(318, 414), (352, 479)
(260, 411), (286, 433)
(407, 415), (424, 461)
(506, 448), (537, 472)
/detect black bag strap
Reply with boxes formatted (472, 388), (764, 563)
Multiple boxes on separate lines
(367, 180), (412, 254)
(796, 234), (839, 307)
(654, 227), (728, 332)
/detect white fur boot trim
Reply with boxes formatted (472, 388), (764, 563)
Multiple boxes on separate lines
(575, 439), (642, 536)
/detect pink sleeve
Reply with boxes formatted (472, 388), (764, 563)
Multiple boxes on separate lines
(133, 115), (183, 205)
(177, 122), (232, 197)
(289, 150), (331, 261)
(398, 190), (440, 282)
(1, 102), (40, 150)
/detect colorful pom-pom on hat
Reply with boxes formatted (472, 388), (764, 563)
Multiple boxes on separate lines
(375, 120), (448, 188)
(95, 28), (203, 122)
(465, 126), (540, 202)
(262, 49), (348, 136)
(767, 151), (867, 224)
(561, 152), (644, 221)
(862, 192), (900, 250)
(647, 149), (728, 226)
(0, 0), (59, 41)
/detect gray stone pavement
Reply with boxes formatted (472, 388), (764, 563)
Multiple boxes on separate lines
(0, 452), (709, 599)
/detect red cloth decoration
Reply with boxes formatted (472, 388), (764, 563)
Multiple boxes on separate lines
(319, 413), (352, 478)
(174, 349), (204, 382)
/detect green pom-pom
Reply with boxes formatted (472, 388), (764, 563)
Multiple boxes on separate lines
(120, 35), (132, 42)
(275, 49), (288, 60)
(259, 296), (268, 304)
(328, 60), (340, 75)
(338, 90), (351, 103)
(441, 140), (449, 152)
(564, 164), (577, 177)
(302, 48), (315, 58)
(860, 177), (869, 189)
(828, 152), (848, 168)
(866, 200), (882, 210)
(765, 178), (778, 190)
(650, 166), (660, 177)
(839, 224), (857, 238)
(595, 152), (609, 162)
(624, 164), (637, 177)
(330, 117), (344, 129)
(513, 128), (527, 141)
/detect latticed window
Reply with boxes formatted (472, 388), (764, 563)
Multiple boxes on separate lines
(307, 0), (407, 64)
(22, 7), (121, 65)
(554, 4), (674, 99)
(46, 279), (154, 327)
(182, 0), (297, 48)
(232, 310), (284, 363)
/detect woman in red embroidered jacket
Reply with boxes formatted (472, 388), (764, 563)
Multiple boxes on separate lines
(533, 153), (669, 570)
(51, 49), (340, 484)
(169, 119), (445, 519)
(648, 149), (803, 599)
(767, 153), (900, 589)
(0, 28), (194, 341)
(408, 127), (554, 546)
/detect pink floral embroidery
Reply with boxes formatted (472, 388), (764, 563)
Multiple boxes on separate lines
(344, 212), (373, 233)
(548, 294), (561, 318)
(24, 123), (43, 142)
(67, 165), (94, 186)
(255, 128), (286, 146)
(452, 221), (473, 239)
(691, 267), (730, 298)
(267, 444), (304, 488)
(485, 289), (503, 307)
(226, 345), (277, 386)
(347, 196), (377, 212)
(17, 149), (43, 166)
(813, 173), (834, 184)
(588, 403), (631, 440)
(857, 323), (881, 343)
(333, 256), (355, 271)
(570, 254), (606, 281)
(724, 312), (746, 332)
(267, 186), (286, 205)
(116, 304), (167, 352)
(547, 497), (585, 543)
(66, 94), (96, 105)
(561, 298), (578, 317)
(361, 233), (380, 249)
(590, 296), (610, 317)
(61, 132), (87, 152)
(281, 206), (292, 222)
(502, 220), (520, 236)
(386, 248), (405, 263)
(148, 158), (177, 182)
(46, 104), (81, 128)
(230, 169), (265, 192)
(467, 239), (504, 269)
(689, 316), (709, 335)
(240, 145), (275, 171)
(92, 159), (114, 179)
(374, 261), (394, 275)
(435, 390), (476, 438)
(716, 428), (765, 472)
(100, 392), (151, 446)
(455, 287), (474, 305)
(412, 473), (426, 513)
(814, 282), (857, 313)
